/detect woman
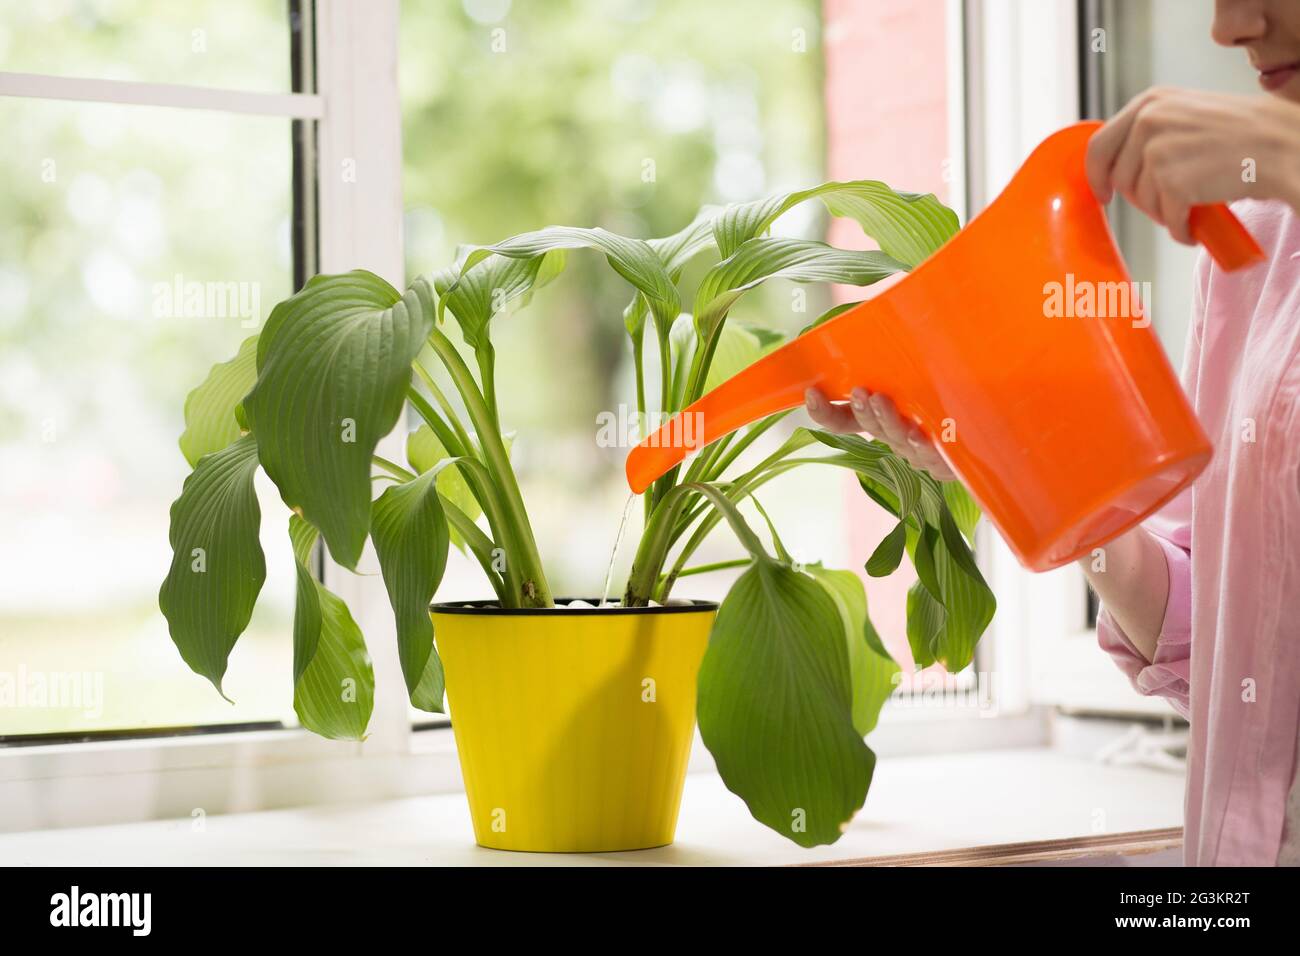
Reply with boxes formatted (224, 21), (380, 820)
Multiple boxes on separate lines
(806, 0), (1300, 866)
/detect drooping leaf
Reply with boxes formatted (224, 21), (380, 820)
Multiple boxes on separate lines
(713, 180), (960, 265)
(450, 227), (680, 338)
(928, 509), (996, 669)
(804, 430), (994, 670)
(697, 559), (875, 847)
(943, 480), (981, 542)
(865, 520), (907, 577)
(693, 238), (906, 339)
(371, 470), (450, 713)
(158, 434), (265, 697)
(243, 270), (435, 569)
(810, 430), (948, 525)
(804, 564), (900, 736)
(623, 205), (722, 337)
(880, 455), (922, 520)
(289, 516), (375, 740)
(903, 513), (995, 671)
(906, 579), (945, 670)
(651, 204), (722, 271)
(179, 335), (258, 467)
(432, 250), (565, 350)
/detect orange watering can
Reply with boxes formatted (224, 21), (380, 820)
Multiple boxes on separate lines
(625, 121), (1264, 572)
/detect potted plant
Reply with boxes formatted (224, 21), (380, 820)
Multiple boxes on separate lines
(160, 179), (994, 851)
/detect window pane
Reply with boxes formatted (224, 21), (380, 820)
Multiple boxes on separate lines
(400, 0), (828, 632)
(0, 1), (293, 92)
(0, 100), (297, 737)
(1101, 0), (1257, 364)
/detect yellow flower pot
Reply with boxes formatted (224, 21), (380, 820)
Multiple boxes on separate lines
(431, 599), (716, 852)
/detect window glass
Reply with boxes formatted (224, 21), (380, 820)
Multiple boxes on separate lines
(400, 0), (830, 607)
(1099, 0), (1258, 363)
(0, 1), (294, 92)
(0, 99), (297, 737)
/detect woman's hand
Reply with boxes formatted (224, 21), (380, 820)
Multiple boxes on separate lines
(804, 386), (956, 480)
(1085, 86), (1300, 242)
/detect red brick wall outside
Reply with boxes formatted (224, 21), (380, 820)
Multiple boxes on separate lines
(822, 0), (954, 671)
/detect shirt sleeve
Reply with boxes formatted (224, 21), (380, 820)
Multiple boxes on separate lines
(1095, 520), (1192, 719)
(1093, 253), (1208, 721)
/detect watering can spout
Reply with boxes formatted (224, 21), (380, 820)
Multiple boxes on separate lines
(625, 121), (1258, 571)
(626, 334), (822, 495)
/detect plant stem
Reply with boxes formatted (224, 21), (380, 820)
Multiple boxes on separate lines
(624, 492), (691, 606)
(440, 456), (526, 600)
(703, 411), (791, 481)
(683, 434), (732, 487)
(372, 455), (416, 482)
(661, 458), (819, 594)
(658, 324), (674, 414)
(631, 327), (653, 527)
(412, 362), (477, 461)
(477, 343), (499, 432)
(682, 319), (724, 408)
(426, 327), (552, 607)
(671, 558), (750, 578)
(625, 479), (770, 605)
(443, 501), (507, 602)
(407, 387), (467, 459)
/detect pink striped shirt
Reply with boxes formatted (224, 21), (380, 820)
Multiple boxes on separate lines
(1097, 199), (1300, 866)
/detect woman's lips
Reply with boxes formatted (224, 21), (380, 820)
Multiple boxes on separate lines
(1259, 61), (1300, 91)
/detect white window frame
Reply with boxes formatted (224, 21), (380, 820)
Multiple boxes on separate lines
(0, 0), (469, 834)
(965, 0), (1179, 719)
(2, 0), (1170, 835)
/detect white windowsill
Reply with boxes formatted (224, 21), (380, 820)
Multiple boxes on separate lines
(0, 748), (1183, 866)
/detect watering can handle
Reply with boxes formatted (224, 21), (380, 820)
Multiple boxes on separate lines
(1187, 203), (1265, 271)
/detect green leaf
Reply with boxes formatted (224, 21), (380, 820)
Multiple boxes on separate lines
(698, 560), (876, 847)
(693, 237), (906, 339)
(712, 193), (792, 259)
(371, 470), (450, 713)
(623, 206), (721, 338)
(810, 430), (947, 525)
(905, 579), (945, 670)
(432, 250), (565, 351)
(903, 513), (995, 671)
(408, 424), (476, 548)
(805, 565), (900, 736)
(943, 481), (981, 542)
(703, 322), (786, 393)
(865, 520), (907, 577)
(406, 424), (513, 554)
(801, 300), (860, 335)
(179, 335), (258, 467)
(158, 434), (265, 697)
(714, 180), (960, 266)
(451, 227), (680, 338)
(289, 516), (375, 740)
(653, 204), (723, 270)
(243, 270), (435, 570)
(880, 455), (922, 520)
(803, 430), (994, 670)
(928, 509), (995, 669)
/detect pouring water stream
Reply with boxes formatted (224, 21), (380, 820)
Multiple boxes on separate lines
(598, 492), (637, 607)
